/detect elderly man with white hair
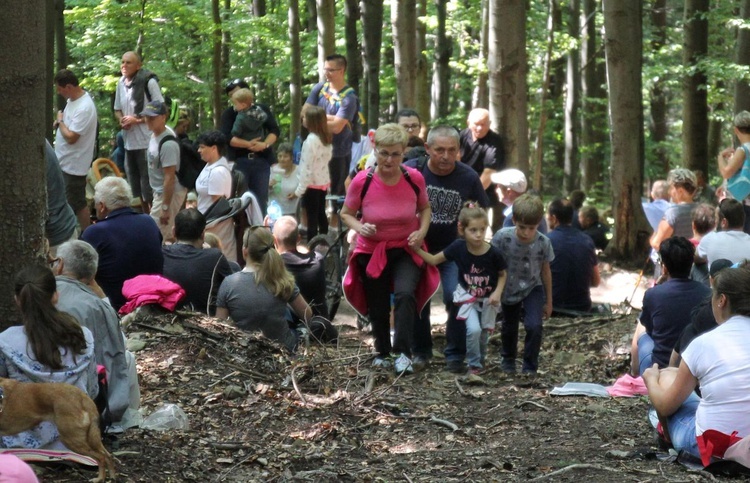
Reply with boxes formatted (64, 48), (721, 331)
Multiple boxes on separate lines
(493, 168), (548, 234)
(54, 240), (139, 429)
(81, 176), (163, 311)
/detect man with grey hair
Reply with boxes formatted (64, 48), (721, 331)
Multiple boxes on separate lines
(82, 176), (163, 311)
(404, 126), (489, 372)
(54, 240), (139, 428)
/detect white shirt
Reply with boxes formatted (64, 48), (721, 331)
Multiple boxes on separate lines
(196, 157), (232, 214)
(113, 76), (163, 150)
(697, 230), (750, 267)
(54, 91), (98, 176)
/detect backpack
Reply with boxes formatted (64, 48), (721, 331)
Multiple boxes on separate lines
(359, 165), (420, 208)
(317, 82), (364, 143)
(158, 134), (205, 190)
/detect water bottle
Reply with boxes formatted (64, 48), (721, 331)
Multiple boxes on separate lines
(267, 200), (282, 228)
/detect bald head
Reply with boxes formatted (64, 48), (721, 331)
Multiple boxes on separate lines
(651, 180), (669, 201)
(272, 216), (299, 251)
(121, 51), (142, 79)
(467, 108), (491, 140)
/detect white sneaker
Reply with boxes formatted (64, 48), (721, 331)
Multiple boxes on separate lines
(394, 354), (414, 375)
(372, 356), (392, 369)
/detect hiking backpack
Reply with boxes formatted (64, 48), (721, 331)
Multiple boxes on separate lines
(316, 82), (365, 143)
(157, 134), (205, 190)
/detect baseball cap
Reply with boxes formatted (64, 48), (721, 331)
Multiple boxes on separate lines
(491, 169), (527, 193)
(139, 100), (168, 117)
(225, 78), (249, 95)
(709, 259), (733, 278)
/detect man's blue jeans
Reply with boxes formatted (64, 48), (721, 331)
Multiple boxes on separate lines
(413, 261), (458, 360)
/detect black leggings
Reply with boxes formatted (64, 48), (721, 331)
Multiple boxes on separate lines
(303, 188), (328, 239)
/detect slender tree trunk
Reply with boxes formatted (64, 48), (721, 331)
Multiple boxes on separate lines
(734, 0), (750, 114)
(253, 0), (266, 16)
(211, 0), (222, 128)
(46, 0), (55, 142)
(473, 0), (490, 108)
(0, 0), (49, 326)
(316, 0), (335, 80)
(602, 0), (649, 261)
(344, 0), (362, 96)
(54, 0), (67, 114)
(681, 0), (709, 174)
(361, 0), (383, 128)
(649, 0), (669, 177)
(532, 0), (556, 191)
(580, 0), (606, 193)
(289, 0), (302, 140)
(416, 0), (430, 126)
(431, 0), (450, 120)
(564, 0), (580, 193)
(392, 0), (417, 110)
(222, 0), (231, 81)
(136, 0), (147, 58)
(488, 0), (528, 172)
(305, 0), (317, 32)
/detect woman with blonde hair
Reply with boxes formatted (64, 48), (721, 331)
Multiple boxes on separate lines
(216, 226), (312, 352)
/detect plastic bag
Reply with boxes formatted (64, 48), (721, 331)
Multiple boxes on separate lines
(140, 403), (189, 431)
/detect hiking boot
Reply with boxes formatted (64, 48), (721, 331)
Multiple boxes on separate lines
(445, 360), (466, 374)
(501, 358), (517, 373)
(372, 356), (393, 369)
(394, 354), (414, 375)
(412, 355), (430, 372)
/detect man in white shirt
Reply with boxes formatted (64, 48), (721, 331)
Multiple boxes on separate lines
(54, 69), (98, 231)
(697, 198), (750, 267)
(114, 51), (164, 211)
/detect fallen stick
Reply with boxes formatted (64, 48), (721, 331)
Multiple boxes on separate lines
(402, 472), (414, 483)
(516, 400), (551, 412)
(429, 414), (458, 431)
(291, 365), (307, 404)
(529, 463), (622, 481)
(208, 370), (239, 388)
(455, 377), (480, 399)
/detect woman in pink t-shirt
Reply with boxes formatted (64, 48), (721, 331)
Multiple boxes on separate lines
(341, 124), (437, 375)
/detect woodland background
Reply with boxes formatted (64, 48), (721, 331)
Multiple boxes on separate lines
(0, 0), (749, 321)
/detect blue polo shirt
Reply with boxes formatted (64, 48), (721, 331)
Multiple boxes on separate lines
(547, 225), (598, 312)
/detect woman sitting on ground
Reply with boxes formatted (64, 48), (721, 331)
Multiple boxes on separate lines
(216, 226), (312, 352)
(0, 265), (97, 449)
(643, 263), (750, 465)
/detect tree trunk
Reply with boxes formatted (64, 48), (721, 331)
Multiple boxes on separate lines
(532, 0), (556, 191)
(431, 0), (450, 120)
(564, 0), (580, 193)
(222, 0), (231, 82)
(289, 0), (303, 140)
(305, 0), (317, 32)
(316, 0), (335, 81)
(734, 0), (750, 114)
(649, 0), (669, 177)
(0, 0), (49, 326)
(416, 0), (430, 125)
(392, 0), (417, 110)
(344, 0), (362, 96)
(136, 0), (147, 58)
(54, 0), (67, 113)
(361, 0), (383, 128)
(253, 0), (266, 17)
(46, 0), (55, 142)
(580, 0), (606, 193)
(602, 0), (649, 261)
(488, 0), (529, 172)
(211, 0), (223, 128)
(681, 0), (709, 174)
(473, 0), (490, 108)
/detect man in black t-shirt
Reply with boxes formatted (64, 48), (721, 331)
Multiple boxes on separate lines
(459, 108), (506, 231)
(404, 126), (489, 371)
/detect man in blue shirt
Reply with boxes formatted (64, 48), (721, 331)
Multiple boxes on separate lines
(546, 199), (600, 313)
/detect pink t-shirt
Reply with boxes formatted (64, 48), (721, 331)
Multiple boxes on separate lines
(345, 167), (429, 248)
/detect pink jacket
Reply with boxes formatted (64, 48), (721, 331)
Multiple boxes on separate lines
(119, 275), (186, 315)
(343, 238), (439, 317)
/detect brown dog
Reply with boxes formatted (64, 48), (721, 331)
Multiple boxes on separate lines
(0, 378), (115, 482)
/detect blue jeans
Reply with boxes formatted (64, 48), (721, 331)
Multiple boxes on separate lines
(235, 156), (270, 215)
(501, 285), (545, 372)
(465, 308), (490, 369)
(651, 393), (701, 459)
(637, 332), (655, 376)
(413, 261), (458, 360)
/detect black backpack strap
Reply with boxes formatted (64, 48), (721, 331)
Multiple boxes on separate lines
(157, 134), (178, 155)
(400, 166), (420, 198)
(360, 166), (377, 205)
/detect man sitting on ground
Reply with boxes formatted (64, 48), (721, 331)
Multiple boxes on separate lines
(272, 215), (328, 319)
(546, 198), (600, 313)
(54, 240), (138, 428)
(630, 236), (711, 376)
(162, 208), (234, 315)
(697, 198), (750, 267)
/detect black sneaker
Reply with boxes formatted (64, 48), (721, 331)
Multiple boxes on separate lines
(445, 360), (466, 374)
(501, 358), (517, 373)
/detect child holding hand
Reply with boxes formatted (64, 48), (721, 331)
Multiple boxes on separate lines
(413, 202), (507, 373)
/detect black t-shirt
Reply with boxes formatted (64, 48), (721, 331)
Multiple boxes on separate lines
(443, 239), (507, 297)
(459, 128), (505, 204)
(162, 244), (234, 315)
(281, 249), (329, 319)
(674, 295), (717, 355)
(403, 159), (489, 253)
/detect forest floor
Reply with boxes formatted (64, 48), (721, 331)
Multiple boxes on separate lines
(31, 261), (740, 482)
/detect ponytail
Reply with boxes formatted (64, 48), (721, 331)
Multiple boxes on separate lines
(243, 227), (296, 300)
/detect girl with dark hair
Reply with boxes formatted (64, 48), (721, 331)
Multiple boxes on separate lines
(0, 265), (97, 449)
(216, 226), (312, 352)
(644, 264), (750, 465)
